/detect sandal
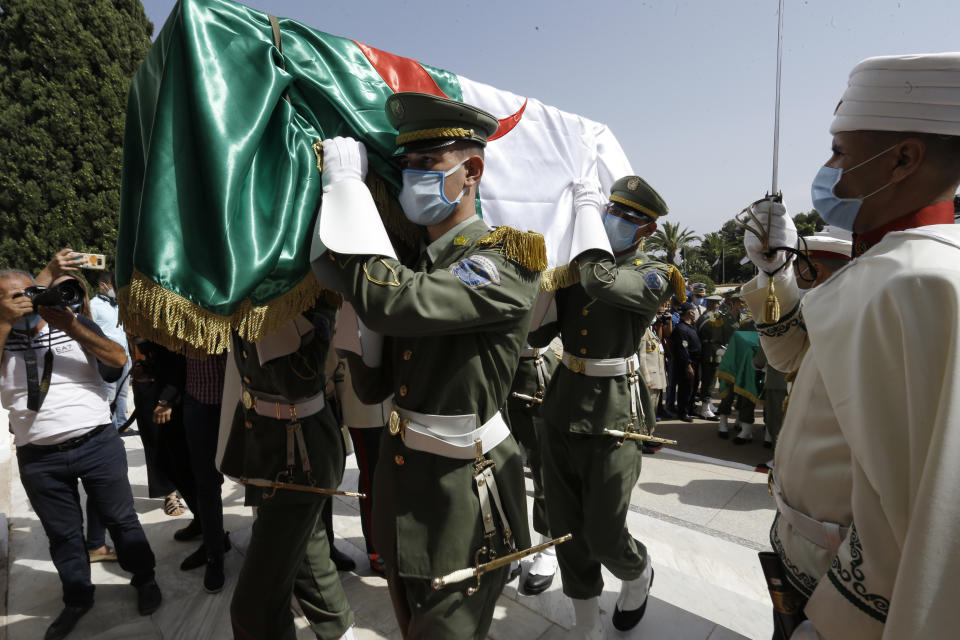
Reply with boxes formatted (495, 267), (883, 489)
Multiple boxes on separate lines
(164, 492), (186, 517)
(89, 545), (117, 563)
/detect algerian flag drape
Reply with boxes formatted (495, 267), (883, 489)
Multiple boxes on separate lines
(118, 0), (631, 354)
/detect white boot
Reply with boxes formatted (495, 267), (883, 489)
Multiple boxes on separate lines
(698, 402), (716, 420)
(707, 400), (718, 414)
(570, 597), (603, 640)
(717, 414), (730, 439)
(733, 421), (755, 444)
(613, 560), (654, 631)
(523, 536), (557, 595)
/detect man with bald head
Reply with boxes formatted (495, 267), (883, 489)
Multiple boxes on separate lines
(741, 53), (960, 639)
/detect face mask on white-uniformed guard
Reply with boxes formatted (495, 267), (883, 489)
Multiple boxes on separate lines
(811, 144), (898, 231)
(399, 159), (468, 226)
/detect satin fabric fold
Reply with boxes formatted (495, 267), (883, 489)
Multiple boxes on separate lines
(118, 0), (458, 326)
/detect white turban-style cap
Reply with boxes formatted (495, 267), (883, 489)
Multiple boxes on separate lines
(799, 227), (853, 259)
(830, 53), (960, 136)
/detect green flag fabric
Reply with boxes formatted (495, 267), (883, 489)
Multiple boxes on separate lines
(118, 0), (460, 353)
(716, 329), (763, 405)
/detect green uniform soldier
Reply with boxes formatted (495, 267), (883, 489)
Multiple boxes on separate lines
(535, 175), (682, 637)
(220, 300), (355, 640)
(505, 342), (559, 594)
(695, 295), (725, 420)
(716, 294), (752, 439)
(310, 92), (543, 638)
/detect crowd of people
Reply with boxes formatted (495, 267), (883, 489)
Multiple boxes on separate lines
(2, 51), (960, 640)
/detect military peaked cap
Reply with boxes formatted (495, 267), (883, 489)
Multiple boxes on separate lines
(609, 175), (669, 219)
(386, 92), (499, 155)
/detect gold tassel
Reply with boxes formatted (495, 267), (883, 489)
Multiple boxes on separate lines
(477, 226), (548, 272)
(539, 263), (580, 291)
(667, 265), (686, 302)
(118, 269), (333, 356)
(762, 278), (781, 323)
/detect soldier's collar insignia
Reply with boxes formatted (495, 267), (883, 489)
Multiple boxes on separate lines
(454, 235), (469, 246)
(634, 259), (643, 266)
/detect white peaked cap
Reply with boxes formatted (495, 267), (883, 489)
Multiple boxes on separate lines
(830, 53), (960, 136)
(799, 228), (852, 258)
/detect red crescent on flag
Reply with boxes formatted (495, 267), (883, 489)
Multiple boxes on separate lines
(354, 40), (526, 140)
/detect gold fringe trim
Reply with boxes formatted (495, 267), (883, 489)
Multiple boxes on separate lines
(540, 263), (580, 291)
(477, 226), (547, 272)
(118, 269), (335, 356)
(716, 370), (763, 406)
(667, 265), (686, 302)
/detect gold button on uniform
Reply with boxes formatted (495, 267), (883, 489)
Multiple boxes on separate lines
(388, 410), (401, 435)
(399, 385), (408, 397)
(394, 455), (405, 466)
(579, 348), (587, 355)
(242, 376), (251, 384)
(582, 309), (589, 316)
(580, 329), (588, 336)
(403, 350), (413, 361)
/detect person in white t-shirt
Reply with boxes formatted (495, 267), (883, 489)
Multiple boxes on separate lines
(0, 268), (161, 640)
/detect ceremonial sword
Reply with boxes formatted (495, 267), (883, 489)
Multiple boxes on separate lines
(431, 533), (573, 593)
(735, 0), (788, 323)
(240, 477), (366, 499)
(603, 428), (678, 446)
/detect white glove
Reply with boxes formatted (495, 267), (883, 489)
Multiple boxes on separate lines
(573, 179), (604, 218)
(321, 136), (368, 190)
(789, 620), (824, 640)
(743, 199), (797, 274)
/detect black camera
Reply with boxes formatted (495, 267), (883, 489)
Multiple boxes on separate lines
(16, 280), (85, 310)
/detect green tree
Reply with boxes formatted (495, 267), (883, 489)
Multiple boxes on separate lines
(646, 220), (700, 266)
(793, 210), (824, 237)
(698, 232), (731, 282)
(0, 0), (153, 274)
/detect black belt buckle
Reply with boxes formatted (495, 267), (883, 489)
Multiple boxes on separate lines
(52, 424), (109, 451)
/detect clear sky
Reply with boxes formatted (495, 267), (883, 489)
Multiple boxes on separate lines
(141, 0), (960, 236)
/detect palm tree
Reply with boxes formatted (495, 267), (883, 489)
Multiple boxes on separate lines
(646, 221), (700, 266)
(698, 232), (730, 281)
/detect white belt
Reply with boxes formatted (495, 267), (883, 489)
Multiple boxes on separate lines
(520, 346), (543, 358)
(561, 352), (641, 377)
(388, 407), (511, 460)
(241, 387), (326, 421)
(769, 473), (848, 555)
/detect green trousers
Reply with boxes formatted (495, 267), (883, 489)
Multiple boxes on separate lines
(542, 428), (649, 600)
(716, 390), (756, 424)
(504, 406), (549, 537)
(231, 495), (353, 639)
(373, 431), (524, 639)
(698, 361), (718, 402)
(763, 389), (788, 444)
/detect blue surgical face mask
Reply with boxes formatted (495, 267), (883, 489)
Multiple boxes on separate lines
(12, 311), (40, 333)
(811, 144), (897, 232)
(602, 212), (645, 253)
(398, 160), (467, 226)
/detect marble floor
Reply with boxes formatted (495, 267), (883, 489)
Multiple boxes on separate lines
(1, 422), (776, 640)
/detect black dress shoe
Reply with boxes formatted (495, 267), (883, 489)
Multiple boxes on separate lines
(523, 571), (554, 595)
(611, 568), (654, 631)
(508, 561), (522, 582)
(45, 604), (92, 640)
(136, 579), (162, 615)
(679, 414), (694, 423)
(173, 519), (202, 542)
(181, 532), (232, 570)
(641, 444), (657, 455)
(330, 545), (356, 572)
(203, 556), (225, 594)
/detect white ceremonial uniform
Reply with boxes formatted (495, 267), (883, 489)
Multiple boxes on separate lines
(743, 225), (960, 640)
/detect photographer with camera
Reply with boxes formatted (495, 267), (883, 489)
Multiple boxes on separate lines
(0, 267), (161, 640)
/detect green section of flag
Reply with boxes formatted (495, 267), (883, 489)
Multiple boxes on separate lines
(118, 0), (461, 316)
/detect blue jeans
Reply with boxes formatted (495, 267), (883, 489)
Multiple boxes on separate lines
(111, 360), (132, 430)
(17, 425), (156, 607)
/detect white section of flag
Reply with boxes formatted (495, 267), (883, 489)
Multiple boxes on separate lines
(458, 76), (632, 269)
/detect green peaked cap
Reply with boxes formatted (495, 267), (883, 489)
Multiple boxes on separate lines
(385, 92), (499, 155)
(609, 175), (669, 219)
